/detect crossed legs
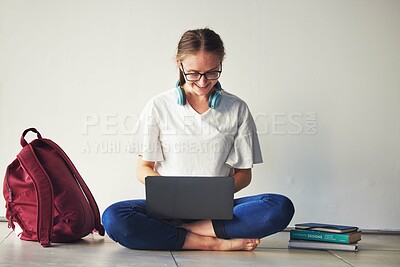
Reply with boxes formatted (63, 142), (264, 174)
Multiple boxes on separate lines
(102, 194), (294, 251)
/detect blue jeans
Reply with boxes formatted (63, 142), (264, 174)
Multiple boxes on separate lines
(102, 193), (295, 250)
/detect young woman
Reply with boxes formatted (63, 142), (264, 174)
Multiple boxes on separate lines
(102, 28), (295, 251)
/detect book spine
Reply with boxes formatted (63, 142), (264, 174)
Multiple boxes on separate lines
(290, 230), (350, 244)
(288, 240), (358, 252)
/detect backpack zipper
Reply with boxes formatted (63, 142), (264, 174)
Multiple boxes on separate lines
(5, 166), (13, 202)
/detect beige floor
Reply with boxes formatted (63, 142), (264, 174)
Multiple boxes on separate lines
(1, 222), (399, 267)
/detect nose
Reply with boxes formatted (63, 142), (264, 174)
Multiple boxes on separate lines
(197, 75), (208, 86)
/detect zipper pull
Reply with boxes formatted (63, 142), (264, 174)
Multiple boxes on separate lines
(8, 215), (15, 229)
(8, 188), (13, 202)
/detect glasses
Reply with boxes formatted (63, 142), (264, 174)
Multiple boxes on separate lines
(181, 63), (222, 81)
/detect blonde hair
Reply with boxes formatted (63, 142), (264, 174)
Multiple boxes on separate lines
(176, 28), (225, 85)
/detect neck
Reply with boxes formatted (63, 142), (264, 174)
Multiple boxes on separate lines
(186, 93), (209, 114)
(181, 87), (208, 114)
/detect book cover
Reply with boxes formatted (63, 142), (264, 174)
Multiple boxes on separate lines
(290, 229), (361, 244)
(294, 222), (359, 233)
(288, 239), (359, 252)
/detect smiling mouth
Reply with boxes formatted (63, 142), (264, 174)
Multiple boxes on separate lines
(195, 84), (209, 90)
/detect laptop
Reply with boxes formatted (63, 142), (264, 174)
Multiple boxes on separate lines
(145, 176), (234, 220)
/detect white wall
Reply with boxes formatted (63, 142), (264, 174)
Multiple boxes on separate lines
(1, 0), (399, 230)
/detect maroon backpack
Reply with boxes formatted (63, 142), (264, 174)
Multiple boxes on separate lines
(3, 128), (105, 247)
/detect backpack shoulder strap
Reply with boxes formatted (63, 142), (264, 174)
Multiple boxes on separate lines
(17, 144), (54, 247)
(41, 139), (105, 236)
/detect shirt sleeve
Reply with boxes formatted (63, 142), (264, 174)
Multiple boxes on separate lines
(129, 99), (164, 162)
(225, 103), (263, 168)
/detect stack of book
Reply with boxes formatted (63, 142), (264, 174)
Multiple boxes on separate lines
(288, 223), (361, 252)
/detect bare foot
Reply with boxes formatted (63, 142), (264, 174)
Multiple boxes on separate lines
(182, 232), (260, 251)
(215, 237), (260, 251)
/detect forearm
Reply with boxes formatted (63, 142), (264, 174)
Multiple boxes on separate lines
(233, 168), (252, 193)
(136, 156), (159, 184)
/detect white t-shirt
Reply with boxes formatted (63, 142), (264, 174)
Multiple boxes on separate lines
(130, 88), (263, 176)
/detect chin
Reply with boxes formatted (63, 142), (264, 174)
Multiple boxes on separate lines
(194, 84), (213, 94)
(195, 88), (211, 96)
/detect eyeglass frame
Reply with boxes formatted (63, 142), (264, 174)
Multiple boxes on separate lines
(180, 62), (222, 82)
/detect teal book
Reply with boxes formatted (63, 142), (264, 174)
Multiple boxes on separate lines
(290, 229), (361, 244)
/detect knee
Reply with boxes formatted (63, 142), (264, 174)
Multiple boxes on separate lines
(101, 200), (145, 240)
(259, 194), (295, 233)
(273, 194), (295, 230)
(102, 203), (121, 238)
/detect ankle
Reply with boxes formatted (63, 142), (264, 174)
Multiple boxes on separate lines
(207, 237), (224, 251)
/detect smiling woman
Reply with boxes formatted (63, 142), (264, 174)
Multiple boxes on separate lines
(178, 52), (222, 113)
(101, 28), (295, 251)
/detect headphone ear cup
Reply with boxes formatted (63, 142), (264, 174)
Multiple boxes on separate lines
(176, 87), (186, 106)
(208, 81), (222, 109)
(208, 90), (222, 109)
